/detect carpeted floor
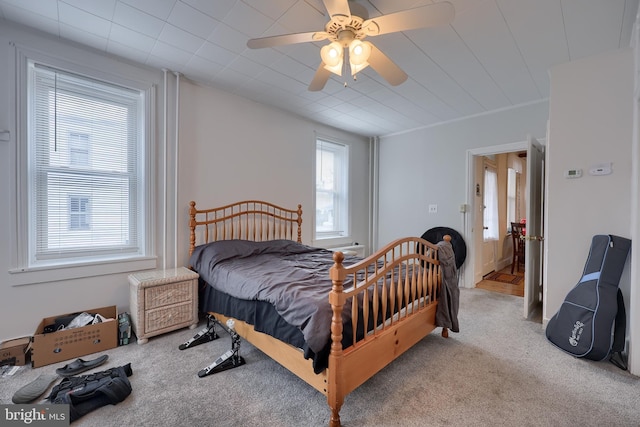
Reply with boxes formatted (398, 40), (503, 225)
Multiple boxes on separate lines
(1, 288), (637, 427)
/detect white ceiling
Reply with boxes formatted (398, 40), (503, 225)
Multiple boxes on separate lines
(1, 0), (638, 137)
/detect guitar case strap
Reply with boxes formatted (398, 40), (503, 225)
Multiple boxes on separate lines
(609, 289), (627, 370)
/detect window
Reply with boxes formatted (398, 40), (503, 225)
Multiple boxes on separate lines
(483, 166), (499, 241)
(506, 168), (517, 232)
(69, 132), (90, 167)
(315, 138), (348, 240)
(25, 61), (146, 267)
(69, 195), (91, 230)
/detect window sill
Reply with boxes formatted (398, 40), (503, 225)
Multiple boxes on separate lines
(8, 256), (158, 286)
(313, 236), (354, 249)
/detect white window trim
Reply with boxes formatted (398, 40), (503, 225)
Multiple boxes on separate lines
(313, 134), (353, 248)
(9, 43), (157, 285)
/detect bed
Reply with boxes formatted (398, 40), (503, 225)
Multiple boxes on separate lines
(188, 200), (452, 427)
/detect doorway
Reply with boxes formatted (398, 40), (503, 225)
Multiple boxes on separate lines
(463, 138), (544, 321)
(475, 153), (526, 297)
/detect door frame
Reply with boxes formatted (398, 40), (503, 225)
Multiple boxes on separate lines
(463, 140), (544, 318)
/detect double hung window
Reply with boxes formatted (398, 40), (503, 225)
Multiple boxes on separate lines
(25, 61), (146, 268)
(315, 138), (349, 240)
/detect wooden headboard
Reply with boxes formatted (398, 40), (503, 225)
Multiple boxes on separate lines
(189, 200), (303, 256)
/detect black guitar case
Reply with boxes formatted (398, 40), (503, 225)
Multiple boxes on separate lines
(545, 235), (631, 367)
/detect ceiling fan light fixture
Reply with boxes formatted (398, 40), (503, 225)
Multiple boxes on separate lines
(349, 40), (371, 65)
(348, 40), (371, 75)
(246, 1), (456, 91)
(321, 41), (344, 76)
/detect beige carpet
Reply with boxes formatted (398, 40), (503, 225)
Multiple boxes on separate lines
(1, 288), (638, 427)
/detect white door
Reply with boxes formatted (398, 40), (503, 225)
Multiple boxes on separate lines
(524, 135), (544, 319)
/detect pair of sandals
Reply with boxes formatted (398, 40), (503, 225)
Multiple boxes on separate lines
(11, 354), (109, 404)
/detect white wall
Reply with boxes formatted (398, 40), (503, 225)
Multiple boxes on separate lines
(175, 80), (371, 266)
(377, 102), (549, 249)
(0, 22), (164, 342)
(545, 48), (634, 321)
(0, 22), (369, 342)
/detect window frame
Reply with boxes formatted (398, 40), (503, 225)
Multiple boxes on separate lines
(10, 45), (157, 285)
(68, 194), (91, 231)
(314, 136), (351, 245)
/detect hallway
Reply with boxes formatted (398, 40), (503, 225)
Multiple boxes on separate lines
(476, 265), (524, 297)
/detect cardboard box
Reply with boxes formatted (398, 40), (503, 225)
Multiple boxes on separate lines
(0, 337), (31, 366)
(31, 306), (118, 368)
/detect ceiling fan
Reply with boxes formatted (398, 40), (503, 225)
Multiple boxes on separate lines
(247, 0), (455, 91)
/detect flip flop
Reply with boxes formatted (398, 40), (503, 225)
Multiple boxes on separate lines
(55, 354), (109, 377)
(12, 373), (59, 403)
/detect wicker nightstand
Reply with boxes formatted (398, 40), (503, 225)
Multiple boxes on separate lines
(128, 267), (199, 344)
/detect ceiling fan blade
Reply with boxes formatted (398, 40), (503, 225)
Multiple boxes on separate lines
(322, 0), (351, 19)
(309, 63), (332, 91)
(362, 1), (455, 37)
(247, 31), (328, 49)
(366, 44), (408, 86)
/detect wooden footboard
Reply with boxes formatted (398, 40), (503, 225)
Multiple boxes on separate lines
(327, 236), (445, 427)
(188, 201), (447, 427)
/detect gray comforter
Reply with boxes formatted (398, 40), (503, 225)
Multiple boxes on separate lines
(189, 239), (351, 354)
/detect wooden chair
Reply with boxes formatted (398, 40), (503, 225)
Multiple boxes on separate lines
(510, 222), (526, 273)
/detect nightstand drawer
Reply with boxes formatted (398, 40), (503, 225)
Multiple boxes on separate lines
(144, 280), (193, 310)
(145, 302), (195, 334)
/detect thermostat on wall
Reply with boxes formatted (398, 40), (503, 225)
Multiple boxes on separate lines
(564, 169), (582, 179)
(589, 163), (612, 176)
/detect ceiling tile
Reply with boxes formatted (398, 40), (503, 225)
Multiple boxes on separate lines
(227, 55), (267, 78)
(196, 41), (237, 66)
(158, 23), (205, 54)
(562, 0), (627, 60)
(109, 23), (156, 54)
(106, 39), (150, 63)
(150, 40), (194, 67)
(208, 23), (250, 54)
(119, 0), (177, 21)
(1, 0), (58, 19)
(167, 1), (218, 40)
(58, 2), (112, 38)
(274, 0), (327, 34)
(59, 23), (108, 51)
(0, 5), (60, 35)
(241, 0), (298, 20)
(181, 0), (235, 21)
(224, 1), (273, 37)
(112, 2), (164, 39)
(60, 0), (117, 20)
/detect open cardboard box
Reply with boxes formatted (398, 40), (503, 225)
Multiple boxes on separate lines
(31, 306), (118, 368)
(0, 336), (31, 366)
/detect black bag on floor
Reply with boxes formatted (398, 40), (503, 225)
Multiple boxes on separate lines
(545, 234), (631, 367)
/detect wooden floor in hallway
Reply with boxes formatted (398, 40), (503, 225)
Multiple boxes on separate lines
(476, 265), (524, 297)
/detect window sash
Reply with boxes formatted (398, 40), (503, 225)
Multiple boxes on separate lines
(316, 139), (348, 239)
(483, 167), (499, 241)
(28, 61), (144, 266)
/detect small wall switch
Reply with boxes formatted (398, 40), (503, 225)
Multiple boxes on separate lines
(0, 130), (9, 142)
(428, 204), (437, 214)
